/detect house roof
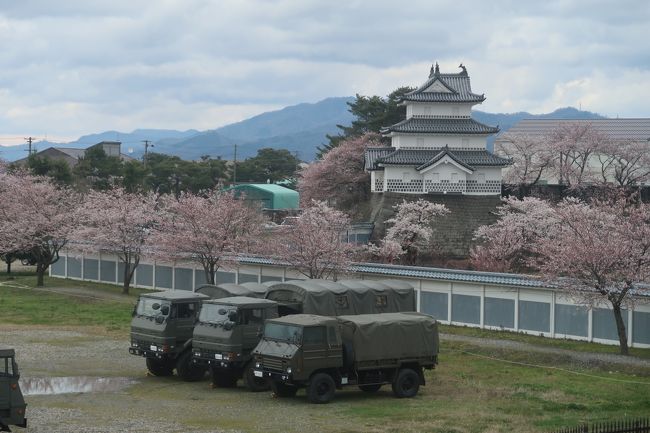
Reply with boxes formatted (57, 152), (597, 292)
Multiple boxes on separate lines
(225, 183), (299, 210)
(54, 147), (87, 159)
(400, 64), (486, 104)
(381, 118), (499, 135)
(498, 119), (650, 143)
(365, 147), (510, 171)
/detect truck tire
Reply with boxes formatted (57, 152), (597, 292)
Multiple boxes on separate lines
(271, 380), (298, 398)
(176, 351), (206, 382)
(359, 384), (382, 393)
(244, 362), (270, 392)
(391, 368), (420, 398)
(211, 368), (238, 388)
(307, 372), (336, 404)
(146, 357), (174, 376)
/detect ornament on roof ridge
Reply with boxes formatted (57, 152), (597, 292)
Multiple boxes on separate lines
(435, 62), (440, 76)
(458, 63), (467, 75)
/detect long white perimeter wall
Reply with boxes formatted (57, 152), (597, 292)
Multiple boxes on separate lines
(50, 250), (650, 349)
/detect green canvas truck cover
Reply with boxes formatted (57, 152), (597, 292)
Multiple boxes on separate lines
(196, 282), (268, 299)
(265, 279), (415, 315)
(337, 312), (439, 362)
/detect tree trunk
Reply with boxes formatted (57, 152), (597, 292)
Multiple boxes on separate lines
(6, 259), (11, 274)
(204, 263), (216, 285)
(36, 263), (47, 287)
(122, 262), (131, 295)
(612, 303), (629, 355)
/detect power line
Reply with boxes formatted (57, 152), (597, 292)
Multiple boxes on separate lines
(24, 137), (36, 155)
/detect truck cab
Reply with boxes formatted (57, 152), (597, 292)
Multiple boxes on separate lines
(253, 315), (343, 397)
(0, 347), (26, 432)
(129, 291), (208, 381)
(192, 297), (278, 391)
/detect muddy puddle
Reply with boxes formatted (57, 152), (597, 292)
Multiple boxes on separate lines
(20, 376), (137, 395)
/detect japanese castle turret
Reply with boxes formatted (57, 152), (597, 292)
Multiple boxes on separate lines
(365, 63), (510, 195)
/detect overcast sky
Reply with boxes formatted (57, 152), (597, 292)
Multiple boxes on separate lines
(1, 0), (649, 144)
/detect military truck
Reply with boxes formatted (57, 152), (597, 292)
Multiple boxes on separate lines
(253, 312), (439, 403)
(192, 279), (416, 390)
(264, 279), (415, 316)
(192, 296), (279, 391)
(129, 282), (270, 381)
(0, 347), (27, 432)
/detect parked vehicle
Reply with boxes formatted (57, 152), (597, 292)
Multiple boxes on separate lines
(192, 296), (279, 391)
(0, 347), (27, 432)
(128, 282), (271, 381)
(129, 291), (209, 381)
(192, 279), (416, 391)
(253, 312), (439, 403)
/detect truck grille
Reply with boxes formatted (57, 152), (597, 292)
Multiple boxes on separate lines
(263, 356), (285, 372)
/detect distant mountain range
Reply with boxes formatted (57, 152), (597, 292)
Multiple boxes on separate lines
(0, 99), (605, 162)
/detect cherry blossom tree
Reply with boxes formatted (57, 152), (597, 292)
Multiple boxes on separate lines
(496, 133), (553, 198)
(365, 239), (404, 264)
(548, 123), (610, 189)
(153, 190), (265, 284)
(0, 172), (80, 286)
(472, 196), (650, 355)
(75, 188), (161, 294)
(596, 139), (650, 187)
(471, 197), (557, 272)
(270, 201), (358, 279)
(381, 199), (449, 265)
(298, 133), (384, 210)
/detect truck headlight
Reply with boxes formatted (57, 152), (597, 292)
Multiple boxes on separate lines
(194, 351), (201, 357)
(255, 362), (261, 368)
(286, 367), (292, 374)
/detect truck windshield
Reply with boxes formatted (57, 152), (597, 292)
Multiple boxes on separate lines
(263, 323), (302, 344)
(1, 356), (18, 377)
(136, 298), (171, 318)
(198, 304), (237, 325)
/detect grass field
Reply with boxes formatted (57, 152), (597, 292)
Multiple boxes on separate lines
(1, 271), (650, 432)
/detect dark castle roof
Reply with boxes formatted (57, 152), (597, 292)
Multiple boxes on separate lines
(381, 117), (499, 135)
(365, 146), (511, 172)
(400, 63), (486, 104)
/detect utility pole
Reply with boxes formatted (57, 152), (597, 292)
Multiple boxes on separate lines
(142, 140), (153, 166)
(233, 143), (237, 185)
(24, 137), (35, 155)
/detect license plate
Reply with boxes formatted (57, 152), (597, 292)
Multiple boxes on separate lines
(214, 353), (223, 360)
(150, 345), (158, 351)
(254, 370), (263, 377)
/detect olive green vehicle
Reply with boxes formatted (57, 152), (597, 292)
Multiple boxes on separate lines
(0, 347), (26, 432)
(192, 297), (279, 391)
(129, 291), (210, 381)
(129, 283), (269, 381)
(191, 279), (415, 391)
(253, 312), (439, 404)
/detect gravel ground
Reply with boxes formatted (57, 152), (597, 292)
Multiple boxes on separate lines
(0, 325), (383, 433)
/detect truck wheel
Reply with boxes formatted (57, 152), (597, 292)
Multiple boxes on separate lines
(146, 358), (174, 376)
(244, 363), (270, 392)
(359, 384), (382, 393)
(391, 368), (420, 398)
(307, 373), (335, 404)
(176, 352), (206, 382)
(211, 368), (238, 388)
(271, 381), (298, 398)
